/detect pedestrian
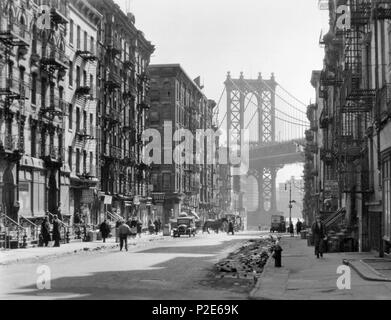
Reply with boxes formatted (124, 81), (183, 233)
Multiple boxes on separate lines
(203, 222), (210, 234)
(227, 220), (234, 235)
(289, 222), (294, 237)
(100, 219), (110, 243)
(153, 219), (159, 235)
(296, 219), (302, 235)
(41, 216), (51, 247)
(52, 214), (61, 247)
(56, 202), (63, 221)
(118, 220), (131, 251)
(129, 217), (137, 238)
(311, 216), (327, 259)
(136, 218), (143, 238)
(157, 218), (162, 233)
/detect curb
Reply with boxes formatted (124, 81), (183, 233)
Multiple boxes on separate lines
(343, 258), (391, 282)
(248, 253), (274, 300)
(0, 236), (166, 266)
(0, 243), (120, 266)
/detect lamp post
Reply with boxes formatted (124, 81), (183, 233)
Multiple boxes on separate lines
(287, 179), (296, 236)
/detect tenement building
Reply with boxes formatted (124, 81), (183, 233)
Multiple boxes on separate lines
(305, 0), (391, 255)
(147, 64), (217, 224)
(87, 0), (154, 225)
(0, 0), (154, 245)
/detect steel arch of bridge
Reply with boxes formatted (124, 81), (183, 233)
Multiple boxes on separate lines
(225, 72), (278, 225)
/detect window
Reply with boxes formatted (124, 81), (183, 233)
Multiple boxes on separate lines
(162, 173), (170, 190)
(69, 19), (73, 45)
(41, 77), (46, 108)
(83, 150), (87, 174)
(76, 66), (80, 87)
(383, 154), (391, 241)
(89, 151), (93, 174)
(76, 107), (80, 132)
(68, 147), (73, 170)
(83, 70), (87, 86)
(31, 126), (36, 157)
(69, 61), (73, 86)
(90, 114), (93, 136)
(31, 73), (37, 105)
(90, 36), (94, 54)
(76, 149), (80, 174)
(32, 25), (37, 54)
(83, 110), (87, 130)
(68, 104), (73, 129)
(76, 25), (80, 49)
(84, 31), (88, 51)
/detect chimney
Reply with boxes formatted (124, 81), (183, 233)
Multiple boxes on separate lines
(127, 12), (135, 24)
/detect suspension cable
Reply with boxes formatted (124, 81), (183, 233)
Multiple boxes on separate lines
(232, 79), (308, 124)
(229, 79), (308, 125)
(277, 83), (308, 107)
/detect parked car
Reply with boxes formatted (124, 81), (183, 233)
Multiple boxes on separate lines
(270, 215), (286, 233)
(172, 217), (196, 238)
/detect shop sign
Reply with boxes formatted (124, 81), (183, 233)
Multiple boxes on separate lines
(104, 195), (112, 205)
(324, 180), (339, 196)
(133, 195), (140, 205)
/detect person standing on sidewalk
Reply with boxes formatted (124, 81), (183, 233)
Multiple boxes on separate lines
(136, 218), (143, 238)
(311, 216), (327, 258)
(296, 219), (302, 235)
(41, 216), (51, 247)
(100, 219), (110, 243)
(118, 221), (131, 251)
(52, 214), (61, 247)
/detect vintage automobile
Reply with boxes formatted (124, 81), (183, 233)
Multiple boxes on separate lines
(172, 217), (196, 237)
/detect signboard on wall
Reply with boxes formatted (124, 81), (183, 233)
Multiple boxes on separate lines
(82, 189), (94, 204)
(104, 195), (112, 205)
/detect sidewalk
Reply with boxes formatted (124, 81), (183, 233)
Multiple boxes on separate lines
(250, 236), (391, 300)
(0, 234), (164, 266)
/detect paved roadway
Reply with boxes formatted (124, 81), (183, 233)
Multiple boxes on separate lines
(0, 232), (263, 300)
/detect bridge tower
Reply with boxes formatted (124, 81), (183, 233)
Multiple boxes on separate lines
(225, 72), (278, 227)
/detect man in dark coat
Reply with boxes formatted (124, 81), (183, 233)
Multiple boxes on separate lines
(41, 216), (51, 247)
(296, 219), (303, 235)
(227, 220), (234, 235)
(100, 219), (110, 243)
(311, 216), (327, 258)
(153, 219), (159, 235)
(52, 214), (61, 247)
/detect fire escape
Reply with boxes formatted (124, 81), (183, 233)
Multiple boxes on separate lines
(38, 1), (69, 170)
(0, 5), (30, 162)
(338, 0), (373, 194)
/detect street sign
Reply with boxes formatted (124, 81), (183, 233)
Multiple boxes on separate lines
(133, 195), (140, 205)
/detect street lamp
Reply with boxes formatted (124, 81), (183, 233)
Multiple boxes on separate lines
(286, 180), (296, 234)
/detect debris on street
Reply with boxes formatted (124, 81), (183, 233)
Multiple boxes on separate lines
(215, 236), (276, 278)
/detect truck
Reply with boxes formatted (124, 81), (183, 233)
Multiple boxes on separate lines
(270, 215), (286, 233)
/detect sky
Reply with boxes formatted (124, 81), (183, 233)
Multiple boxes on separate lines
(114, 0), (329, 182)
